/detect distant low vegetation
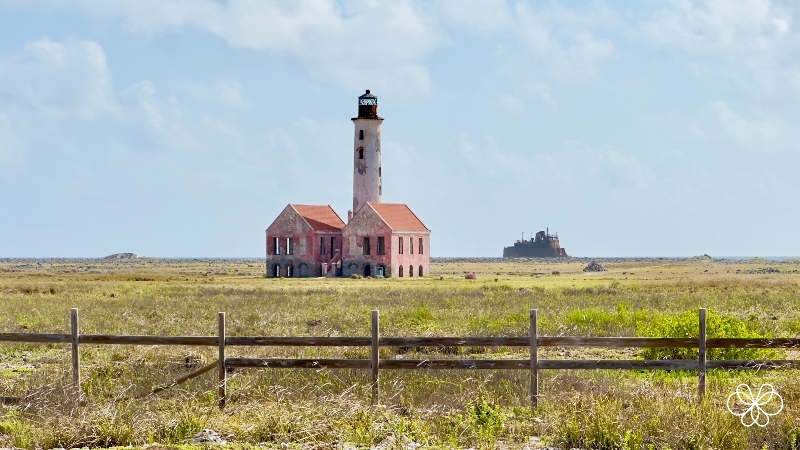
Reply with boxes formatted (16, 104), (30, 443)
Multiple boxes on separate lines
(0, 257), (799, 448)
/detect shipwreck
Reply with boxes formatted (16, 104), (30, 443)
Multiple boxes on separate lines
(503, 229), (568, 258)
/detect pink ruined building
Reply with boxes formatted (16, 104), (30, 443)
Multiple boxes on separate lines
(265, 90), (431, 278)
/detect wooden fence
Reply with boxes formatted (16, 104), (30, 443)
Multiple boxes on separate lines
(2, 308), (800, 409)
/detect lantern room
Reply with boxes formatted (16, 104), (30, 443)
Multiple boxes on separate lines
(357, 89), (380, 119)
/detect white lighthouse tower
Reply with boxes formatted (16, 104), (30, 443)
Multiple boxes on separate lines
(350, 90), (383, 218)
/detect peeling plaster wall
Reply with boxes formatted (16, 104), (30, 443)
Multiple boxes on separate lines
(352, 118), (383, 214)
(342, 205), (392, 277)
(342, 206), (431, 278)
(265, 205), (343, 277)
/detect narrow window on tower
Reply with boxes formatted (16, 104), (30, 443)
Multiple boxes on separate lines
(378, 167), (381, 177)
(398, 236), (404, 254)
(286, 237), (293, 255)
(377, 237), (385, 255)
(273, 237), (280, 255)
(409, 237), (413, 254)
(359, 130), (364, 140)
(419, 237), (424, 255)
(320, 237), (325, 255)
(379, 186), (382, 195)
(363, 237), (371, 255)
(358, 147), (364, 159)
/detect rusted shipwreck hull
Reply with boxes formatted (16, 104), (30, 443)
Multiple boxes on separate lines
(503, 230), (568, 258)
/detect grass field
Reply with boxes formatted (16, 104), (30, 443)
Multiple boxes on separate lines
(0, 257), (799, 449)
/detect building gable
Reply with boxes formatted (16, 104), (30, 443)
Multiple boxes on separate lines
(266, 204), (313, 235)
(344, 204), (392, 235)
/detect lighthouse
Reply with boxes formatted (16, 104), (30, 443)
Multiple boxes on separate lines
(265, 89), (430, 278)
(351, 90), (383, 217)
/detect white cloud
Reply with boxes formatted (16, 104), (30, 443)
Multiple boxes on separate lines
(641, 0), (800, 96)
(440, 0), (512, 32)
(123, 80), (165, 131)
(498, 95), (525, 114)
(640, 111), (707, 140)
(183, 79), (245, 107)
(712, 101), (800, 153)
(451, 133), (655, 191)
(511, 2), (616, 81)
(0, 36), (117, 118)
(61, 0), (441, 95)
(218, 79), (244, 107)
(443, 1), (616, 86)
(524, 80), (555, 106)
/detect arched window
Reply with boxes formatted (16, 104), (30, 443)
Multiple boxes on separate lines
(286, 265), (294, 277)
(399, 266), (404, 277)
(418, 265), (423, 277)
(274, 264), (280, 277)
(358, 147), (364, 159)
(408, 265), (413, 277)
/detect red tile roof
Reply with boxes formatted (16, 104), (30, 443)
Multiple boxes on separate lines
(369, 203), (429, 231)
(291, 205), (345, 231)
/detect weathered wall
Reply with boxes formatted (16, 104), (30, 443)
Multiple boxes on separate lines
(352, 118), (383, 214)
(342, 206), (431, 278)
(265, 205), (343, 277)
(389, 232), (431, 277)
(342, 206), (393, 277)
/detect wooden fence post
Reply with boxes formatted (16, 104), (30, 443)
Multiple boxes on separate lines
(218, 312), (226, 408)
(371, 310), (380, 406)
(70, 308), (80, 388)
(530, 309), (538, 409)
(698, 308), (707, 400)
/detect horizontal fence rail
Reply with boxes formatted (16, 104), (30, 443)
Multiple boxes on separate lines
(2, 308), (800, 408)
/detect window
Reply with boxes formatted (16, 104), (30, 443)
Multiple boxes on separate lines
(286, 265), (294, 277)
(358, 147), (364, 159)
(359, 130), (364, 140)
(273, 237), (280, 255)
(379, 185), (382, 195)
(399, 265), (403, 277)
(398, 236), (403, 254)
(363, 237), (371, 255)
(330, 237), (335, 258)
(378, 167), (381, 177)
(409, 237), (413, 254)
(377, 236), (385, 255)
(320, 237), (326, 255)
(273, 264), (280, 277)
(408, 265), (413, 277)
(419, 237), (424, 255)
(418, 265), (423, 277)
(286, 237), (293, 255)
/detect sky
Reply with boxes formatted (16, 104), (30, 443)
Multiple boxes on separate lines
(1, 0), (799, 258)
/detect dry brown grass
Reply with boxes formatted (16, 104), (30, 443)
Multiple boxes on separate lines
(0, 258), (798, 448)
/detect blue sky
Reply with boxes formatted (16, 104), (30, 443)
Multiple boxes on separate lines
(1, 0), (799, 258)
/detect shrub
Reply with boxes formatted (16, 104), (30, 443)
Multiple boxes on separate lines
(468, 399), (505, 449)
(638, 310), (783, 361)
